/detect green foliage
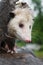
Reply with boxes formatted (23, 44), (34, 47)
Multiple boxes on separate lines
(34, 45), (43, 58)
(16, 40), (26, 47)
(34, 50), (43, 58)
(32, 15), (43, 44)
(32, 0), (41, 11)
(32, 0), (43, 45)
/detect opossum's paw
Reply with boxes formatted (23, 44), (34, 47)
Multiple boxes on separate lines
(7, 50), (15, 54)
(7, 50), (11, 53)
(7, 50), (17, 54)
(7, 47), (18, 54)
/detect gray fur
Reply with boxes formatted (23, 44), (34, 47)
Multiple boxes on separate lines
(0, 0), (18, 43)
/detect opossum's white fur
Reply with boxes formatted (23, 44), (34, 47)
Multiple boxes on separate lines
(8, 7), (34, 42)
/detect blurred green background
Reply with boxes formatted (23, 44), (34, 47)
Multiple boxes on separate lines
(32, 0), (43, 58)
(16, 0), (43, 58)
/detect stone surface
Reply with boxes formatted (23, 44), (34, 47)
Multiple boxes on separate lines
(0, 53), (43, 65)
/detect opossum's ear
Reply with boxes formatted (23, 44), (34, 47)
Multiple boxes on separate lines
(21, 2), (29, 8)
(9, 12), (15, 18)
(21, 2), (26, 6)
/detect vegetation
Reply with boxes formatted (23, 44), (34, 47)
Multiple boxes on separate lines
(31, 0), (43, 58)
(34, 51), (43, 58)
(32, 0), (43, 45)
(16, 40), (26, 47)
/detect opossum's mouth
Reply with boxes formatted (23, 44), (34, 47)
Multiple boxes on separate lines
(13, 33), (31, 43)
(5, 33), (31, 43)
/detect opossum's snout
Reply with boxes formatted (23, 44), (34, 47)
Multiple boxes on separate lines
(25, 40), (32, 43)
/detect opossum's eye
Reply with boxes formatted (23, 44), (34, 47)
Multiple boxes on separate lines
(29, 25), (31, 29)
(9, 12), (15, 18)
(19, 23), (24, 28)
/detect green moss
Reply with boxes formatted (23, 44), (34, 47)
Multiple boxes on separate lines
(34, 51), (43, 58)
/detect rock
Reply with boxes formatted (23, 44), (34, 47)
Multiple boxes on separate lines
(0, 48), (43, 65)
(0, 53), (43, 65)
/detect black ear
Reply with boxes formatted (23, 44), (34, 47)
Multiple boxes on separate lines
(21, 2), (28, 8)
(7, 12), (16, 24)
(21, 2), (26, 6)
(9, 12), (15, 18)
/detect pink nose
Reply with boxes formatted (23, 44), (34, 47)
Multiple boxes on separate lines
(25, 40), (31, 43)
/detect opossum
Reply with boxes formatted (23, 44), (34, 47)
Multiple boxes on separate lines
(7, 3), (34, 53)
(0, 0), (34, 53)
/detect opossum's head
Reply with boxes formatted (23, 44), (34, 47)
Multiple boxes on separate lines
(8, 8), (34, 43)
